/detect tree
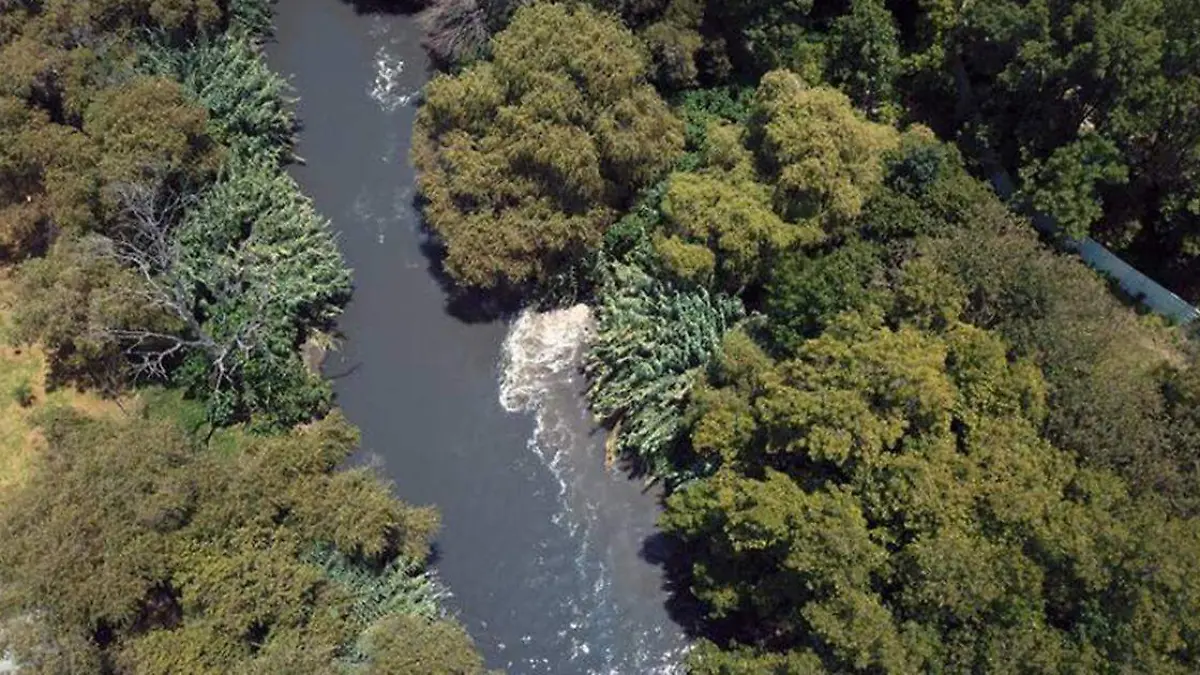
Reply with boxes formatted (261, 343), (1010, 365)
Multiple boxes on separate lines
(138, 33), (297, 165)
(652, 72), (895, 291)
(83, 75), (219, 205)
(709, 0), (821, 75)
(413, 2), (684, 292)
(0, 408), (488, 673)
(359, 614), (492, 675)
(749, 70), (898, 227)
(663, 315), (1200, 673)
(1018, 133), (1129, 240)
(826, 0), (901, 120)
(10, 234), (173, 389)
(764, 238), (889, 353)
(13, 155), (351, 428)
(918, 211), (1182, 510)
(898, 0), (1200, 299)
(0, 95), (99, 257)
(657, 163), (813, 290)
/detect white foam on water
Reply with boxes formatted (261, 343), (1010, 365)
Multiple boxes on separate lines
(369, 46), (416, 112)
(497, 306), (688, 674)
(499, 305), (595, 413)
(499, 305), (595, 543)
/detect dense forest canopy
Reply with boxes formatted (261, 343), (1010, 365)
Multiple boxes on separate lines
(3, 0), (1199, 672)
(414, 2), (683, 294)
(0, 1), (490, 672)
(415, 1), (1200, 672)
(0, 405), (488, 673)
(422, 0), (1200, 303)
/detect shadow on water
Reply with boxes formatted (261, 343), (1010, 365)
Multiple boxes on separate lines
(340, 0), (425, 15)
(416, 229), (526, 324)
(638, 531), (708, 641)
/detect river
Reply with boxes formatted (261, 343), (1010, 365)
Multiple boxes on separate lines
(266, 2), (687, 672)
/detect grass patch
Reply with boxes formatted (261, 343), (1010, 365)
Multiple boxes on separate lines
(137, 385), (253, 456)
(0, 275), (132, 491)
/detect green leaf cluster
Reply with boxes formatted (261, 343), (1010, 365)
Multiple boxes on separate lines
(173, 153), (351, 427)
(654, 71), (897, 291)
(139, 33), (296, 164)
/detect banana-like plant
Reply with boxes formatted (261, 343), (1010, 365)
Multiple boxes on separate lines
(585, 260), (743, 478)
(139, 33), (296, 164)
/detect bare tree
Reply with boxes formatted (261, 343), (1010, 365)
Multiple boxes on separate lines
(419, 0), (493, 66)
(94, 175), (280, 391)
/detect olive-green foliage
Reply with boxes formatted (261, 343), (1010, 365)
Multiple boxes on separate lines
(0, 0), (231, 261)
(585, 260), (742, 477)
(413, 2), (684, 292)
(16, 0), (223, 40)
(11, 235), (179, 389)
(83, 74), (220, 199)
(765, 238), (889, 353)
(637, 0), (706, 89)
(0, 408), (486, 674)
(357, 614), (493, 675)
(139, 33), (296, 164)
(0, 96), (98, 256)
(655, 71), (896, 291)
(919, 209), (1195, 514)
(748, 70), (899, 226)
(1156, 356), (1200, 515)
(686, 641), (825, 674)
(666, 316), (1200, 673)
(657, 165), (805, 290)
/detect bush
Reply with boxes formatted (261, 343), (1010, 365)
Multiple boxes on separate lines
(11, 378), (33, 407)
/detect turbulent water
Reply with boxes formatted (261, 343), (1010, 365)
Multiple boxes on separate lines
(268, 2), (687, 672)
(498, 306), (688, 673)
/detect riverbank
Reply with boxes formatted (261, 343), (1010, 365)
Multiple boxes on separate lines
(267, 2), (687, 671)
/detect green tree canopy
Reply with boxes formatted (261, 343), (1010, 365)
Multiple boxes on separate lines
(413, 1), (683, 292)
(749, 70), (899, 226)
(826, 0), (901, 120)
(83, 75), (219, 199)
(665, 316), (1200, 673)
(652, 71), (895, 291)
(917, 208), (1193, 513)
(0, 408), (489, 674)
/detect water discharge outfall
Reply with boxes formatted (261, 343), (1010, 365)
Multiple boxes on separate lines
(267, 2), (687, 673)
